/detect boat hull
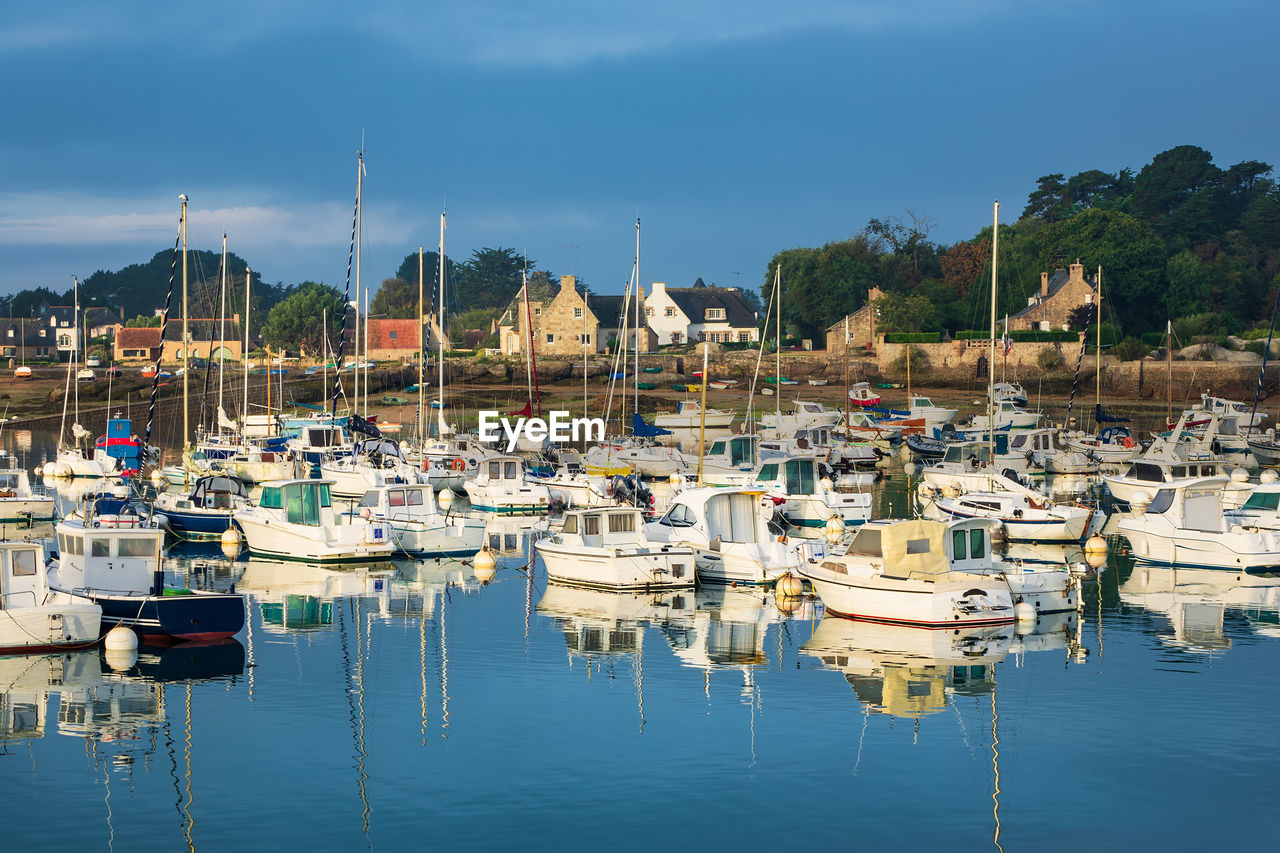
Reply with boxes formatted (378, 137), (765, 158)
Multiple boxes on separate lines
(0, 602), (101, 653)
(86, 590), (245, 642)
(535, 541), (696, 591)
(801, 569), (1016, 628)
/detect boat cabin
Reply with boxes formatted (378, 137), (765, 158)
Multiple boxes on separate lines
(940, 438), (1009, 467)
(559, 507), (648, 549)
(1143, 476), (1230, 533)
(1121, 458), (1227, 484)
(475, 456), (526, 486)
(654, 487), (769, 544)
(706, 435), (757, 468)
(842, 518), (996, 580)
(357, 484), (442, 519)
(0, 542), (53, 611)
(1008, 428), (1061, 454)
(174, 475), (249, 510)
(258, 480), (337, 527)
(756, 457), (821, 496)
(55, 520), (163, 595)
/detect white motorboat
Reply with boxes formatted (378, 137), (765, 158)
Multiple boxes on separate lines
(584, 439), (681, 478)
(800, 518), (1017, 627)
(694, 434), (762, 486)
(991, 382), (1027, 406)
(1062, 425), (1138, 464)
(1102, 411), (1247, 507)
(1201, 393), (1266, 430)
(918, 438), (1034, 495)
(319, 437), (425, 499)
(643, 486), (823, 585)
(752, 456), (873, 531)
(153, 474), (251, 539)
(0, 451), (56, 526)
(0, 540), (101, 654)
(540, 466), (613, 508)
(908, 395), (958, 429)
(463, 456), (552, 515)
(349, 483), (485, 556)
(968, 399), (1042, 431)
(50, 490), (245, 641)
(653, 400), (735, 430)
(535, 506), (696, 591)
(1117, 475), (1280, 574)
(793, 514), (1024, 627)
(920, 488), (1103, 542)
(233, 479), (394, 563)
(758, 401), (843, 432)
(1006, 428), (1098, 475)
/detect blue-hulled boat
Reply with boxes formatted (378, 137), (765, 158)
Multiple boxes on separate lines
(154, 475), (251, 539)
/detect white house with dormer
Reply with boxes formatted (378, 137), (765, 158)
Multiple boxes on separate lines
(645, 279), (760, 346)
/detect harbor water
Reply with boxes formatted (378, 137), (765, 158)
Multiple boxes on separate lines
(2, 427), (1278, 851)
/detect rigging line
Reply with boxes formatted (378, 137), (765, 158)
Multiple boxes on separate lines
(331, 153), (361, 417)
(143, 219), (183, 449)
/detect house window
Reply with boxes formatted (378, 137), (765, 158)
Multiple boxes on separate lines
(534, 307), (541, 316)
(2, 347), (13, 357)
(58, 334), (70, 347)
(671, 332), (683, 344)
(546, 334), (554, 343)
(574, 307), (583, 318)
(705, 308), (724, 320)
(698, 332), (706, 342)
(583, 334), (590, 344)
(389, 330), (397, 340)
(664, 307), (675, 317)
(739, 332), (750, 342)
(5, 329), (11, 338)
(646, 307), (654, 317)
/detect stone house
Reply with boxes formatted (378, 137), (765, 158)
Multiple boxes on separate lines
(645, 279), (759, 345)
(825, 286), (884, 352)
(1009, 262), (1097, 332)
(499, 273), (653, 355)
(496, 272), (558, 356)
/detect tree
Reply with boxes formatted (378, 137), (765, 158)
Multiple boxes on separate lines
(1132, 145), (1221, 229)
(1022, 174), (1069, 222)
(369, 277), (417, 319)
(260, 282), (343, 356)
(451, 247), (533, 310)
(125, 314), (162, 327)
(872, 293), (934, 333)
(1067, 303), (1097, 331)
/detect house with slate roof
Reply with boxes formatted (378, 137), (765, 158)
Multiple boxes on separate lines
(535, 275), (654, 356)
(0, 318), (58, 362)
(645, 279), (759, 346)
(825, 287), (884, 352)
(1009, 261), (1097, 332)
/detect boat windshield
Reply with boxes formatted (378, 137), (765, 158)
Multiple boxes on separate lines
(1243, 490), (1280, 511)
(845, 526), (882, 557)
(784, 460), (816, 496)
(1146, 489), (1175, 514)
(284, 482), (331, 526)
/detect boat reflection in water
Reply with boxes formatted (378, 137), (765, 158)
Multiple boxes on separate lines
(483, 514), (542, 559)
(0, 641), (244, 748)
(537, 582), (696, 662)
(236, 558), (399, 632)
(1119, 564), (1280, 653)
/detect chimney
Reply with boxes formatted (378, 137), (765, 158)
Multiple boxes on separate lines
(1040, 271), (1049, 298)
(560, 274), (576, 293)
(651, 281), (666, 297)
(1069, 261), (1084, 284)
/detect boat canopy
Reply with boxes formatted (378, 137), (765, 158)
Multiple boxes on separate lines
(632, 413), (672, 438)
(877, 519), (950, 580)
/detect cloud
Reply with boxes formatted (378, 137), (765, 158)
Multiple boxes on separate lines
(0, 192), (418, 252)
(3, 0), (1019, 65)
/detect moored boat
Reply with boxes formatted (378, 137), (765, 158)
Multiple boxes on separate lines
(535, 506), (696, 591)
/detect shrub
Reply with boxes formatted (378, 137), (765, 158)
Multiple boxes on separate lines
(891, 346), (929, 373)
(883, 332), (942, 344)
(1037, 347), (1065, 371)
(1110, 338), (1150, 361)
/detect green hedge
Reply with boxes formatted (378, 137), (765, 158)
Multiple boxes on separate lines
(884, 332), (942, 343)
(955, 329), (1078, 342)
(1141, 331), (1169, 347)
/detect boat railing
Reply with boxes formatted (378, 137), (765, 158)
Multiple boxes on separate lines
(0, 589), (38, 608)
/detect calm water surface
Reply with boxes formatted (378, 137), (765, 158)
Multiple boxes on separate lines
(2, 427), (1279, 851)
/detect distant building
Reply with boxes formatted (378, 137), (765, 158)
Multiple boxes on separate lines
(114, 326), (163, 362)
(0, 318), (57, 362)
(496, 272), (558, 356)
(825, 286), (884, 352)
(364, 316), (448, 361)
(645, 279), (759, 345)
(534, 275), (653, 356)
(1009, 262), (1097, 332)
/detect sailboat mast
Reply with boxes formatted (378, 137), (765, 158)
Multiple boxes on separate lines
(988, 201), (999, 462)
(217, 233), (227, 428)
(583, 289), (589, 419)
(844, 315), (850, 435)
(363, 289), (370, 417)
(181, 196), (189, 449)
(73, 275), (80, 428)
(1095, 266), (1102, 423)
(437, 212), (447, 437)
(354, 151), (364, 417)
(1166, 319), (1173, 427)
(417, 246), (425, 446)
(775, 264), (782, 421)
(521, 265), (534, 409)
(634, 218), (640, 419)
(242, 269), (251, 435)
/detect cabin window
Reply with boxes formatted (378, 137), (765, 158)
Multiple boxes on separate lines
(709, 441), (725, 456)
(952, 530), (967, 559)
(758, 463), (778, 482)
(1010, 435), (1026, 449)
(730, 438), (754, 466)
(91, 539), (111, 557)
(1132, 463), (1163, 483)
(285, 485), (323, 527)
(970, 529), (986, 559)
(407, 489), (423, 506)
(659, 504), (695, 527)
(608, 513), (635, 533)
(1244, 491), (1280, 511)
(388, 490), (406, 508)
(504, 461), (518, 479)
(562, 515), (578, 534)
(785, 460), (815, 496)
(488, 461), (501, 479)
(1172, 466), (1186, 478)
(358, 492), (378, 507)
(118, 538), (156, 557)
(583, 514), (600, 536)
(1146, 489), (1175, 514)
(60, 534), (83, 556)
(11, 550), (36, 577)
(846, 527), (882, 557)
(260, 487), (283, 509)
(906, 538), (931, 555)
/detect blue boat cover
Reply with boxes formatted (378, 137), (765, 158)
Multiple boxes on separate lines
(1095, 403), (1131, 424)
(632, 413), (672, 437)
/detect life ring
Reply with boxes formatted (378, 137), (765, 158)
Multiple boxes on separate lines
(451, 457), (466, 471)
(1122, 436), (1134, 449)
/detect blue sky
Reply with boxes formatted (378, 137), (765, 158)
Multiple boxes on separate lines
(1, 0), (1276, 299)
